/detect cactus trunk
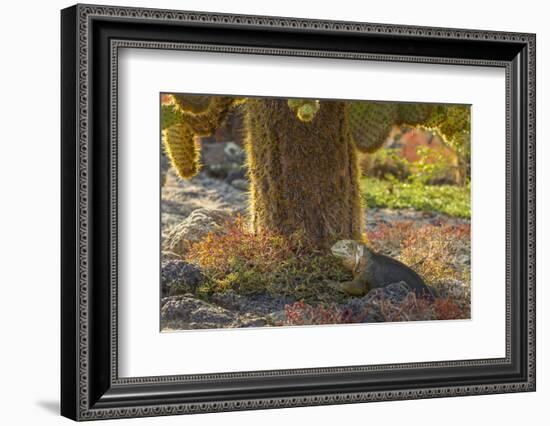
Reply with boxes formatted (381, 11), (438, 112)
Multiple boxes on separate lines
(244, 99), (362, 248)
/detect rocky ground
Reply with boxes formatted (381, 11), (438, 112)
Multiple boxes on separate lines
(160, 142), (471, 331)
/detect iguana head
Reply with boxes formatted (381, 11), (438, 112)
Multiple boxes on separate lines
(331, 240), (373, 273)
(330, 240), (358, 260)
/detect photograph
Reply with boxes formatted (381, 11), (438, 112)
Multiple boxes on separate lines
(160, 94), (472, 331)
(57, 3), (536, 420)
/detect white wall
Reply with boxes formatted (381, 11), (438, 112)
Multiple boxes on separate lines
(0, 0), (546, 424)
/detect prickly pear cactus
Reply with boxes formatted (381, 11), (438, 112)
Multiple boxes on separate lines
(161, 94), (469, 247)
(348, 101), (434, 152)
(348, 102), (398, 153)
(161, 96), (237, 180)
(423, 104), (471, 184)
(287, 99), (321, 122)
(161, 104), (182, 130)
(397, 103), (434, 124)
(172, 95), (212, 114)
(162, 123), (201, 179)
(425, 104), (470, 142)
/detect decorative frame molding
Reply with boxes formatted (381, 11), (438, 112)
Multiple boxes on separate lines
(61, 3), (536, 421)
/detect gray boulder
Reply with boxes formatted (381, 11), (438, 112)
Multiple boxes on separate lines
(378, 281), (411, 303)
(161, 295), (237, 329)
(433, 279), (470, 303)
(160, 150), (170, 187)
(163, 208), (232, 255)
(340, 282), (414, 323)
(200, 141), (246, 179)
(160, 295), (267, 330)
(224, 168), (247, 185)
(210, 290), (297, 316)
(224, 142), (246, 163)
(231, 179), (249, 191)
(161, 260), (204, 297)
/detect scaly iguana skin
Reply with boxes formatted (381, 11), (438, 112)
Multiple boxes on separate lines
(331, 240), (433, 297)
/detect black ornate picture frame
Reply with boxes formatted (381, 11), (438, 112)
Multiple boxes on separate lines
(61, 4), (536, 421)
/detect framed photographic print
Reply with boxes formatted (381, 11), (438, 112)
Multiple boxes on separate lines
(61, 4), (536, 421)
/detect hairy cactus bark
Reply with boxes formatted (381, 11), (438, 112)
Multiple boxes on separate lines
(244, 99), (362, 247)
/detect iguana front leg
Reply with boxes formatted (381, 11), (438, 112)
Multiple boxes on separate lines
(332, 278), (368, 296)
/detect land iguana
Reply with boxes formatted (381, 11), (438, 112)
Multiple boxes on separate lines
(330, 240), (433, 298)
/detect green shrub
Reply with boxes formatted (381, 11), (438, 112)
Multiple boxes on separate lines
(360, 177), (470, 218)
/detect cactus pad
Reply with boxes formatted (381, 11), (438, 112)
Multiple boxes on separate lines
(425, 104), (470, 142)
(348, 101), (435, 153)
(348, 102), (398, 153)
(172, 95), (212, 113)
(162, 124), (201, 179)
(161, 104), (183, 130)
